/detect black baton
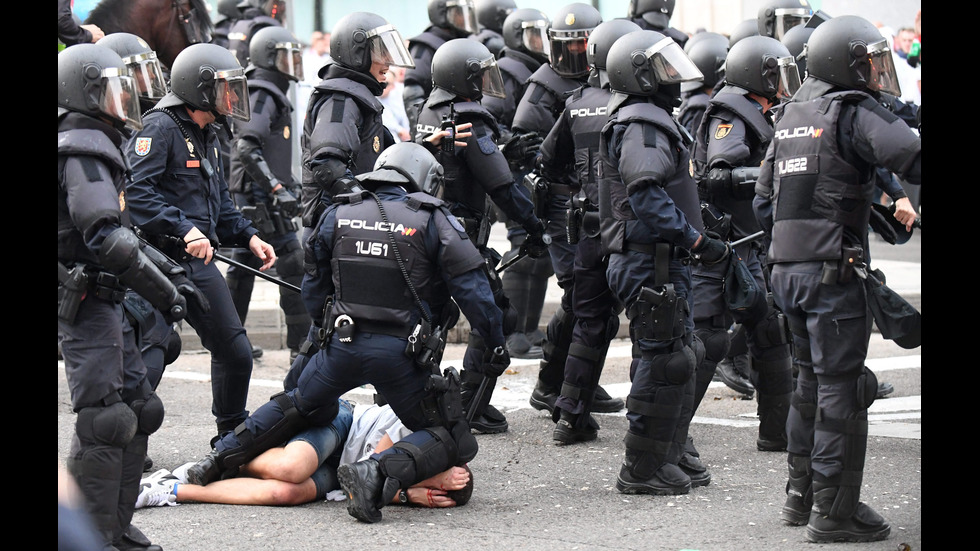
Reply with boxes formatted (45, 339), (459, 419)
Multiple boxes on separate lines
(213, 252), (301, 294)
(730, 230), (767, 248)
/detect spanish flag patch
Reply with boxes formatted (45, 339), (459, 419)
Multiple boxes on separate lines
(714, 124), (733, 140)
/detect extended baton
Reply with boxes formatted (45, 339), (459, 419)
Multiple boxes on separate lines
(464, 376), (492, 425)
(495, 233), (553, 274)
(729, 230), (767, 248)
(213, 252), (301, 294)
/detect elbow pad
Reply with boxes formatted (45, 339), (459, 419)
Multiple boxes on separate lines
(100, 228), (186, 321)
(311, 158), (349, 192)
(705, 166), (760, 200)
(236, 138), (279, 191)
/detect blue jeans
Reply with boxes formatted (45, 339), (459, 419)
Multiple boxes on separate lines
(287, 399), (354, 499)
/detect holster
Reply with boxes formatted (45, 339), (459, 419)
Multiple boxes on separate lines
(526, 172), (550, 220)
(821, 246), (864, 285)
(627, 284), (685, 342)
(241, 203), (277, 236)
(700, 202), (732, 241)
(57, 262), (89, 324)
(565, 194), (586, 245)
(421, 366), (465, 431)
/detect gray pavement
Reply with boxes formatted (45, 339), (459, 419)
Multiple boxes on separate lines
(57, 225), (922, 551)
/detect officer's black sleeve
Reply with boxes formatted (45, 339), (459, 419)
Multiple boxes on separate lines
(464, 117), (540, 229)
(753, 141), (776, 234)
(850, 99), (921, 186)
(58, 0), (91, 46)
(301, 207), (338, 324)
(61, 155), (125, 256)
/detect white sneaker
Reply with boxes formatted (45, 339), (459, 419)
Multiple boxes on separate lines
(142, 468), (177, 486)
(171, 462), (197, 485)
(135, 478), (178, 509)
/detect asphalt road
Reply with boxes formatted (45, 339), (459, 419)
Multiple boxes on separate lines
(57, 232), (922, 551)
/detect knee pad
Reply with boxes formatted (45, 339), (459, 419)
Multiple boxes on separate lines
(293, 390), (340, 426)
(380, 426), (457, 486)
(855, 366), (879, 410)
(76, 401), (138, 448)
(164, 328), (182, 365)
(130, 392), (165, 435)
(649, 345), (697, 386)
(751, 306), (791, 349)
(695, 326), (730, 363)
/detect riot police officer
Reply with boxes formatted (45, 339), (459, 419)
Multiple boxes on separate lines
(686, 36), (801, 476)
(482, 7), (550, 135)
(58, 43), (205, 551)
(676, 31), (727, 136)
(515, 3), (623, 417)
(226, 0), (286, 66)
(472, 0), (516, 57)
(182, 143), (508, 525)
(125, 43), (278, 443)
(402, 0), (480, 133)
(754, 15), (920, 542)
(537, 18), (640, 444)
(415, 38), (549, 433)
(623, 0), (689, 48)
(598, 29), (729, 496)
(210, 0), (243, 49)
(299, 12), (414, 230)
(224, 25), (311, 364)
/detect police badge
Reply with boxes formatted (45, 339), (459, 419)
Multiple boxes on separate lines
(373, 136), (380, 152)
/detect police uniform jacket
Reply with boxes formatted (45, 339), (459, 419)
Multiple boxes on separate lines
(415, 88), (536, 230)
(482, 47), (542, 132)
(229, 68), (295, 199)
(541, 84), (611, 205)
(511, 63), (584, 136)
(125, 101), (258, 248)
(626, 17), (689, 48)
(755, 84), (921, 263)
(598, 96), (703, 251)
(300, 63), (391, 225)
(691, 86), (773, 240)
(304, 183), (506, 348)
(58, 109), (131, 266)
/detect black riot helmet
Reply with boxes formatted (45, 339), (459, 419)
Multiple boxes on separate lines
(363, 142), (446, 197)
(158, 43), (250, 121)
(476, 0), (517, 34)
(728, 19), (760, 49)
(548, 3), (603, 78)
(606, 29), (703, 97)
(501, 8), (551, 63)
(97, 32), (168, 102)
(804, 15), (901, 96)
(237, 0), (286, 23)
(217, 0), (242, 20)
(432, 38), (506, 100)
(330, 12), (415, 73)
(428, 0), (480, 37)
(58, 43), (143, 131)
(680, 32), (728, 93)
(627, 0), (676, 30)
(723, 35), (800, 102)
(248, 25), (304, 81)
(586, 19), (642, 89)
(757, 0), (812, 41)
(780, 24), (814, 79)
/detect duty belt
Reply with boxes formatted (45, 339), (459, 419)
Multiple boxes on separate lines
(623, 240), (688, 261)
(548, 182), (580, 196)
(58, 266), (126, 303)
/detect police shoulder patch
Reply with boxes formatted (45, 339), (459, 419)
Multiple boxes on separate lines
(714, 124), (733, 140)
(134, 137), (152, 156)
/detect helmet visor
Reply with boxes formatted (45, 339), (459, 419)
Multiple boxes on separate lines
(775, 55), (801, 100)
(214, 68), (250, 121)
(446, 0), (479, 35)
(479, 58), (507, 98)
(521, 21), (551, 58)
(101, 68), (143, 131)
(548, 30), (590, 77)
(367, 25), (416, 68)
(274, 41), (304, 81)
(867, 39), (902, 96)
(123, 52), (168, 101)
(643, 36), (703, 84)
(773, 8), (810, 41)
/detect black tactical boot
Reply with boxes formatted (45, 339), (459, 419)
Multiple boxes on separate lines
(781, 453), (813, 526)
(461, 369), (508, 434)
(113, 525), (162, 551)
(506, 331), (543, 359)
(756, 392), (790, 452)
(251, 344), (263, 359)
(592, 385), (625, 413)
(182, 451), (222, 486)
(805, 483), (890, 543)
(678, 436), (711, 488)
(876, 381), (894, 399)
(553, 409), (598, 445)
(142, 455), (153, 472)
(468, 404), (508, 434)
(716, 355), (755, 397)
(529, 379), (558, 413)
(616, 449), (691, 496)
(337, 459), (387, 523)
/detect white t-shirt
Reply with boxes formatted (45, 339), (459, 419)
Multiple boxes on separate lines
(338, 403), (413, 466)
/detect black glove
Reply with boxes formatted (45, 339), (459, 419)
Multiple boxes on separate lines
(501, 132), (543, 171)
(691, 232), (730, 266)
(482, 345), (511, 377)
(272, 185), (299, 217)
(170, 274), (211, 315)
(522, 219), (550, 259)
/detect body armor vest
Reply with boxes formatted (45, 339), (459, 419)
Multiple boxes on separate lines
(229, 79), (294, 194)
